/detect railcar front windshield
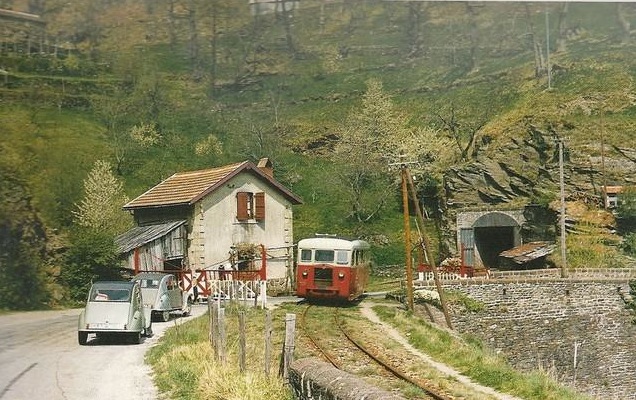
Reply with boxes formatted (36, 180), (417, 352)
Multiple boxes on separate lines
(300, 249), (312, 262)
(336, 250), (349, 265)
(315, 250), (334, 262)
(299, 248), (351, 265)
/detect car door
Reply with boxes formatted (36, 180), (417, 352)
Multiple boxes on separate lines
(166, 275), (182, 309)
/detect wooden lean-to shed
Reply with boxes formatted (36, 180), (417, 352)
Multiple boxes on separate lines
(116, 158), (302, 286)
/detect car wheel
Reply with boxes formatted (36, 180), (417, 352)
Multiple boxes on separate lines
(161, 310), (170, 322)
(78, 331), (88, 346)
(144, 323), (153, 337)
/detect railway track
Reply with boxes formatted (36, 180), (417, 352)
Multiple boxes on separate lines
(300, 304), (454, 400)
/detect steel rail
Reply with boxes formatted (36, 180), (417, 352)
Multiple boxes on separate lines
(300, 304), (342, 369)
(334, 309), (453, 400)
(301, 304), (453, 400)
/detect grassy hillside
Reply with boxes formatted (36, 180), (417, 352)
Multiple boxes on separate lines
(1, 1), (634, 276)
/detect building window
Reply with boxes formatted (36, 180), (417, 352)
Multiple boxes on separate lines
(236, 192), (265, 221)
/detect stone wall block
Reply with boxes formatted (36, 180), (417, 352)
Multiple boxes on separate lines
(289, 358), (406, 400)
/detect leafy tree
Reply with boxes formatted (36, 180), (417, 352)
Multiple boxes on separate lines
(194, 133), (223, 158)
(332, 79), (402, 223)
(434, 104), (485, 162)
(72, 160), (132, 235)
(617, 186), (636, 219)
(61, 229), (121, 303)
(129, 123), (161, 148)
(0, 165), (48, 310)
(616, 186), (636, 232)
(623, 233), (636, 257)
(333, 79), (452, 224)
(64, 160), (131, 302)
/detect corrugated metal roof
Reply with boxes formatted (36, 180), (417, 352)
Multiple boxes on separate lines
(123, 160), (302, 210)
(115, 220), (186, 254)
(499, 241), (555, 264)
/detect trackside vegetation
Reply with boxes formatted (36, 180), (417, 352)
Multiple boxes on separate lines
(373, 305), (593, 400)
(148, 300), (589, 400)
(147, 304), (293, 400)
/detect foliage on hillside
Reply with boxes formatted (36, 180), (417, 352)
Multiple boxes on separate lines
(0, 162), (51, 309)
(1, 0), (635, 306)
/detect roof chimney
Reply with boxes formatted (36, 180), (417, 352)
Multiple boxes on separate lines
(257, 157), (273, 177)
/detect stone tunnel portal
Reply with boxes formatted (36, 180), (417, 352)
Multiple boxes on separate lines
(457, 210), (525, 270)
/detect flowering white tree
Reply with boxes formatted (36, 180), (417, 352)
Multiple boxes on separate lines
(194, 134), (223, 157)
(333, 79), (453, 222)
(129, 122), (161, 147)
(73, 160), (132, 234)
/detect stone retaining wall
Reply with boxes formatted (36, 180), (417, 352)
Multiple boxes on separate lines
(446, 280), (636, 399)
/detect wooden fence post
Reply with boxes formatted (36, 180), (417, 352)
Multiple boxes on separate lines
(280, 313), (296, 381)
(254, 281), (259, 308)
(260, 280), (267, 309)
(219, 306), (226, 364)
(264, 310), (272, 376)
(238, 311), (246, 373)
(209, 300), (216, 352)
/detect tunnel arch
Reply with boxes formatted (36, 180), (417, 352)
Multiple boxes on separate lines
(457, 210), (525, 269)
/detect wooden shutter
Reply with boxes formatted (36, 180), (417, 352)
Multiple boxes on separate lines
(254, 192), (265, 221)
(236, 192), (250, 221)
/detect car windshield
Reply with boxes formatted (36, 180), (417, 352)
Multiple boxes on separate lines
(89, 286), (132, 302)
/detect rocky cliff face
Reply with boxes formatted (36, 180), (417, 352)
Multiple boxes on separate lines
(438, 127), (634, 259)
(444, 128), (635, 209)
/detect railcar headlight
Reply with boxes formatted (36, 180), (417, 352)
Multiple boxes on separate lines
(302, 270), (308, 277)
(338, 272), (345, 279)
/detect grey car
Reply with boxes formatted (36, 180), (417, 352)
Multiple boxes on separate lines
(132, 272), (191, 322)
(78, 281), (152, 345)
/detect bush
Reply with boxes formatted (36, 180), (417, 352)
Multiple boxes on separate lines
(623, 233), (636, 257)
(61, 229), (121, 303)
(617, 187), (636, 232)
(0, 168), (49, 310)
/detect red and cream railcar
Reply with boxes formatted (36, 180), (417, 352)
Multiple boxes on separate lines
(295, 236), (371, 302)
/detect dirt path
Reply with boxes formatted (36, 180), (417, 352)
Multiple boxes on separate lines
(359, 302), (523, 400)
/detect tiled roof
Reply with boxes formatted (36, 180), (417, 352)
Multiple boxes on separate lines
(601, 186), (623, 194)
(123, 160), (302, 210)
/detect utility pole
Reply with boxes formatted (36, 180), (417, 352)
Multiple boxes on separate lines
(546, 8), (552, 90)
(401, 167), (414, 311)
(600, 108), (607, 209)
(404, 166), (453, 330)
(558, 138), (568, 278)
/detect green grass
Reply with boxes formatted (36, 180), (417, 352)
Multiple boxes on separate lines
(147, 304), (293, 400)
(150, 299), (591, 400)
(373, 305), (592, 400)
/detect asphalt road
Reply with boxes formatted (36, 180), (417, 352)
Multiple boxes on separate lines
(0, 305), (209, 400)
